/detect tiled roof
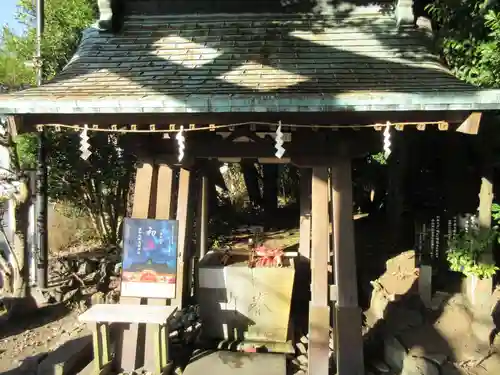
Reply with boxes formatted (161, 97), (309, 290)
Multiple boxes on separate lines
(1, 8), (500, 114)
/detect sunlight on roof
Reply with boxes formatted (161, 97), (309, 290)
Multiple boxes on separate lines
(218, 62), (308, 91)
(289, 29), (449, 72)
(152, 35), (222, 69)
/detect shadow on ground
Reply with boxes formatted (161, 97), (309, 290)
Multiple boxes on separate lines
(0, 301), (71, 341)
(0, 336), (91, 375)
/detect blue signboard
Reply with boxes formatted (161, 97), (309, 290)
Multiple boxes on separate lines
(121, 218), (178, 298)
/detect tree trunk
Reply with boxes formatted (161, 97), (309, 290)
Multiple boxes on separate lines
(263, 164), (278, 225)
(241, 161), (262, 207)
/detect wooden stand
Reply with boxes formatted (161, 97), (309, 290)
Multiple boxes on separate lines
(116, 160), (194, 373)
(79, 304), (177, 375)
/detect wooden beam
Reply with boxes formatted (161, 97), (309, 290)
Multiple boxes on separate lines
(117, 161), (155, 372)
(308, 167), (330, 375)
(299, 168), (312, 259)
(330, 158), (364, 375)
(183, 135), (375, 160)
(456, 112), (481, 135)
(257, 157), (291, 164)
(22, 109), (472, 129)
(218, 157), (242, 163)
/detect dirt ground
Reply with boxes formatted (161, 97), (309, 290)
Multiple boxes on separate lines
(0, 204), (94, 374)
(0, 307), (88, 373)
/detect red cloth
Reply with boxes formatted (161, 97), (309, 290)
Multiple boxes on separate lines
(254, 246), (284, 267)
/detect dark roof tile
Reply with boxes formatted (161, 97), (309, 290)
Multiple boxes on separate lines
(2, 9), (500, 114)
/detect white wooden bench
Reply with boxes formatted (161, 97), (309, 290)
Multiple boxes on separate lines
(79, 304), (177, 375)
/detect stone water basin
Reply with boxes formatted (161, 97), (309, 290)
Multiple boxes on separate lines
(198, 251), (295, 345)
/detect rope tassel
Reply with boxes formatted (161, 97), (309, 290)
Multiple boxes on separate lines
(383, 122), (392, 159)
(176, 125), (185, 162)
(275, 122), (285, 158)
(79, 124), (91, 160)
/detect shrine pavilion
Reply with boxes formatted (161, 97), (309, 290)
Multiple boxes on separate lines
(1, 1), (500, 374)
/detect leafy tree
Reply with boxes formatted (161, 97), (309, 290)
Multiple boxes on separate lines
(2, 0), (96, 83)
(0, 0), (135, 247)
(428, 0), (500, 87)
(46, 131), (136, 245)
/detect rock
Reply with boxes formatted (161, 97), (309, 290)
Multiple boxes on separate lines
(408, 347), (446, 366)
(470, 319), (496, 346)
(378, 250), (419, 298)
(425, 354), (448, 367)
(17, 353), (47, 374)
(440, 363), (461, 375)
(408, 346), (447, 366)
(296, 342), (307, 355)
(384, 336), (406, 372)
(364, 287), (391, 325)
(296, 355), (308, 365)
(371, 360), (391, 373)
(430, 291), (450, 311)
(384, 306), (424, 334)
(62, 288), (79, 302)
(105, 289), (120, 304)
(386, 250), (416, 275)
(401, 356), (439, 375)
(83, 271), (98, 283)
(90, 291), (106, 305)
(329, 335), (334, 350)
(77, 261), (92, 275)
(109, 276), (120, 289)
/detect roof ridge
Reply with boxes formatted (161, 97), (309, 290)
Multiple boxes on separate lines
(124, 8), (393, 21)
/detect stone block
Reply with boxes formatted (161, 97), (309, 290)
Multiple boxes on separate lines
(183, 351), (286, 375)
(37, 336), (92, 375)
(383, 336), (406, 372)
(418, 265), (432, 309)
(401, 356), (439, 375)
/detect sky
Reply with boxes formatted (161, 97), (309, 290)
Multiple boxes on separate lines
(0, 0), (23, 35)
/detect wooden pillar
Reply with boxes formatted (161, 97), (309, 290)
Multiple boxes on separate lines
(331, 157), (364, 375)
(308, 167), (330, 375)
(155, 164), (175, 220)
(118, 161), (155, 372)
(466, 117), (494, 313)
(299, 168), (312, 259)
(193, 174), (208, 300)
(199, 175), (209, 259)
(144, 163), (175, 373)
(465, 175), (494, 312)
(478, 177), (493, 234)
(174, 168), (192, 308)
(386, 131), (407, 250)
(35, 128), (49, 288)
